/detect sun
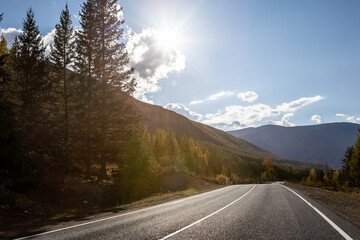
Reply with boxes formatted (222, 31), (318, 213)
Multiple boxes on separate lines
(156, 28), (181, 49)
(156, 27), (184, 48)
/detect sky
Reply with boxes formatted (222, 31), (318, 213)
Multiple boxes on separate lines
(1, 0), (359, 130)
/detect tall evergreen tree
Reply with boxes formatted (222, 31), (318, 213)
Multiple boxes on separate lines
(341, 146), (353, 184)
(75, 0), (137, 179)
(50, 3), (75, 168)
(75, 0), (98, 178)
(350, 129), (360, 186)
(11, 8), (48, 159)
(93, 0), (135, 178)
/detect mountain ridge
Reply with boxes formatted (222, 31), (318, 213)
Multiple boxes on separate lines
(228, 122), (360, 168)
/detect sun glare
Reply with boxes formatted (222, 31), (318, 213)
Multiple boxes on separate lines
(156, 28), (181, 48)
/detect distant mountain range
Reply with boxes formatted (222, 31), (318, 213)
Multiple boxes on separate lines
(132, 99), (324, 168)
(228, 123), (360, 168)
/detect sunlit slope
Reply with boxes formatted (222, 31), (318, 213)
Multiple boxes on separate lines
(134, 100), (281, 162)
(228, 123), (360, 168)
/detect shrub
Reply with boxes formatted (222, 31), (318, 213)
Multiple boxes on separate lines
(216, 174), (231, 185)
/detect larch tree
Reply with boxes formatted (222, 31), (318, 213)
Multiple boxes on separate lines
(50, 3), (75, 168)
(0, 34), (9, 83)
(0, 34), (12, 112)
(0, 34), (7, 55)
(153, 129), (166, 160)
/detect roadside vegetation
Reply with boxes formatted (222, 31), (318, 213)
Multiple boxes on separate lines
(301, 129), (360, 191)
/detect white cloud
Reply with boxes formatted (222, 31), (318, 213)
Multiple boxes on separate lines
(42, 28), (56, 55)
(274, 113), (295, 127)
(190, 100), (204, 105)
(202, 95), (324, 130)
(346, 116), (356, 123)
(336, 113), (360, 123)
(207, 91), (234, 100)
(276, 95), (324, 112)
(190, 91), (234, 105)
(164, 103), (203, 121)
(202, 103), (278, 129)
(0, 27), (22, 48)
(311, 114), (322, 124)
(0, 27), (56, 55)
(126, 27), (185, 103)
(237, 91), (258, 102)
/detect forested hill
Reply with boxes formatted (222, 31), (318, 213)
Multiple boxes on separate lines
(228, 123), (360, 168)
(134, 99), (275, 160)
(133, 99), (321, 167)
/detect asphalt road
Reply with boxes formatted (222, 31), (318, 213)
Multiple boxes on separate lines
(14, 183), (360, 240)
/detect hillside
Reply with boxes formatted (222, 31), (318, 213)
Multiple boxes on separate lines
(228, 123), (360, 168)
(134, 100), (276, 160)
(133, 99), (321, 167)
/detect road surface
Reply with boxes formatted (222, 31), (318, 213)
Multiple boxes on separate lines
(14, 183), (360, 239)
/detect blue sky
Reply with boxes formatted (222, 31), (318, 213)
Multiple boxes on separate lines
(1, 0), (359, 130)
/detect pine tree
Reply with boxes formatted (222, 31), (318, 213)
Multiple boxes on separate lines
(11, 8), (48, 158)
(75, 0), (98, 178)
(341, 146), (353, 184)
(350, 129), (360, 186)
(75, 0), (136, 179)
(94, 0), (135, 92)
(50, 3), (75, 168)
(93, 0), (135, 178)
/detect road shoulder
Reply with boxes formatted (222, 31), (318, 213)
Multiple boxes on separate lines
(0, 178), (223, 240)
(284, 182), (360, 229)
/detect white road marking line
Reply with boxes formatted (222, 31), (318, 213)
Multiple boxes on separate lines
(280, 184), (353, 240)
(159, 184), (257, 240)
(14, 185), (238, 240)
